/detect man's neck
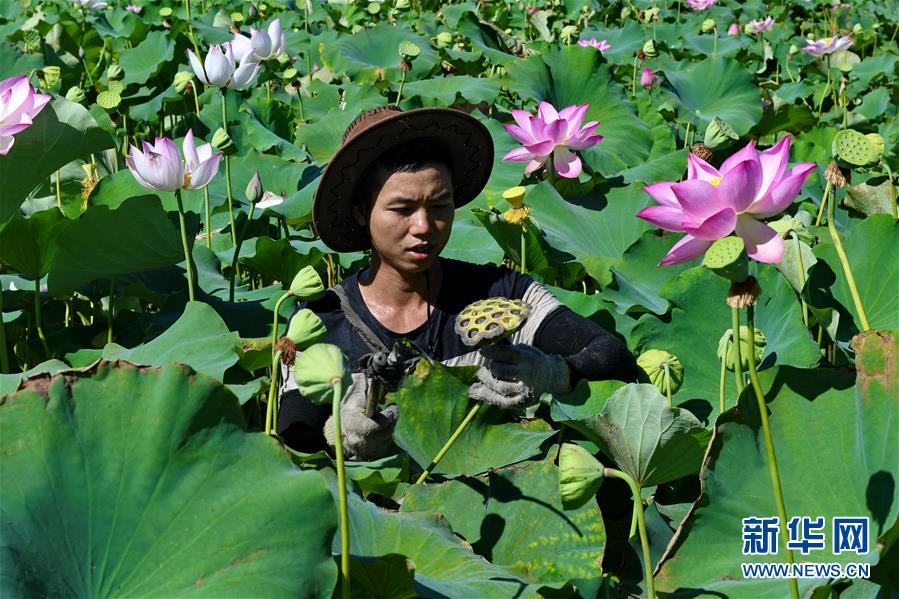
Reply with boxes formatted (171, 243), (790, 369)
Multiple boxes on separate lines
(359, 256), (442, 311)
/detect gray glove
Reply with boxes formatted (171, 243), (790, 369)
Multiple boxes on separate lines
(469, 343), (571, 409)
(323, 380), (398, 461)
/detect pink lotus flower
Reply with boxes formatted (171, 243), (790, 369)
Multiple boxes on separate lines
(126, 130), (222, 192)
(641, 68), (657, 90)
(728, 22), (740, 35)
(125, 4), (141, 12)
(231, 18), (286, 62)
(801, 35), (853, 57)
(637, 137), (816, 265)
(577, 38), (611, 53)
(502, 102), (603, 179)
(749, 16), (774, 33)
(0, 76), (51, 155)
(686, 0), (716, 10)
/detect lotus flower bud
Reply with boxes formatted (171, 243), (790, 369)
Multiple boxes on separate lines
(704, 236), (749, 283)
(174, 71), (193, 94)
(640, 67), (657, 90)
(637, 349), (684, 395)
(642, 39), (658, 59)
(436, 31), (453, 47)
(65, 87), (86, 103)
(559, 443), (604, 510)
(701, 18), (716, 33)
(289, 265), (326, 300)
(245, 170), (264, 204)
(249, 2), (258, 18)
(717, 326), (766, 371)
(293, 343), (352, 405)
(728, 22), (740, 36)
(211, 127), (236, 155)
(703, 116), (738, 149)
(286, 308), (328, 349)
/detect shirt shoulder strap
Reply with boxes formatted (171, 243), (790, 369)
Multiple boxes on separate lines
(331, 284), (390, 353)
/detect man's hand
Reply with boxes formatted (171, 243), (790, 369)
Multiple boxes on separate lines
(324, 381), (398, 461)
(469, 343), (571, 409)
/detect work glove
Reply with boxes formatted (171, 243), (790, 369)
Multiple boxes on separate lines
(323, 378), (399, 461)
(469, 343), (571, 409)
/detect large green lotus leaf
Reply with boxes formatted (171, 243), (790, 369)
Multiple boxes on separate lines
(47, 197), (185, 294)
(0, 359), (69, 397)
(393, 75), (501, 105)
(616, 149), (689, 186)
(814, 214), (899, 331)
(455, 12), (521, 64)
(681, 33), (745, 59)
(604, 231), (691, 315)
(661, 58), (762, 135)
(476, 114), (529, 205)
(579, 21), (645, 64)
(100, 302), (239, 380)
(573, 384), (711, 488)
(503, 46), (657, 177)
(402, 459), (606, 584)
(294, 85), (384, 163)
(323, 24), (438, 84)
(442, 212), (504, 265)
(0, 209), (69, 279)
(472, 206), (555, 275)
(0, 98), (114, 222)
(844, 175), (896, 217)
(655, 332), (899, 597)
(119, 30), (174, 85)
(0, 41), (42, 80)
(0, 361), (337, 597)
(550, 379), (626, 424)
(631, 267), (821, 424)
(327, 471), (543, 598)
(238, 236), (324, 287)
(240, 99), (308, 163)
(393, 360), (555, 476)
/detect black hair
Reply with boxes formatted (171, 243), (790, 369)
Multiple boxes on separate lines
(355, 138), (454, 212)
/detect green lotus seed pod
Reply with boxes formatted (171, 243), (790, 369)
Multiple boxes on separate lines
(703, 236), (749, 282)
(107, 80), (124, 95)
(211, 127), (236, 155)
(290, 265), (326, 301)
(230, 11), (243, 22)
(852, 23), (862, 34)
(455, 297), (532, 347)
(637, 349), (684, 395)
(832, 129), (875, 168)
(174, 70), (193, 94)
(702, 18), (716, 33)
(436, 31), (453, 48)
(367, 1), (381, 14)
(66, 87), (86, 103)
(559, 443), (604, 510)
(96, 90), (121, 110)
(704, 116), (739, 149)
(865, 133), (884, 160)
(399, 40), (421, 60)
(502, 186), (526, 209)
(23, 30), (42, 53)
(159, 6), (173, 17)
(642, 39), (658, 59)
(286, 309), (328, 350)
(40, 66), (61, 88)
(294, 343), (352, 405)
(717, 326), (766, 371)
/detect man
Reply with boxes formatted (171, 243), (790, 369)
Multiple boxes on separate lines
(279, 106), (639, 459)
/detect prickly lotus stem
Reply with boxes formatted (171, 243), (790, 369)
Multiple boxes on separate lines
(293, 343), (352, 405)
(637, 349), (684, 395)
(289, 265), (326, 301)
(286, 308), (328, 350)
(825, 160), (851, 188)
(454, 297), (532, 347)
(717, 326), (766, 371)
(726, 276), (762, 309)
(559, 443), (604, 510)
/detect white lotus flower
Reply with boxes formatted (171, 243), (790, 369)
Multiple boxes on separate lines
(126, 130), (221, 192)
(72, 0), (108, 8)
(187, 43), (260, 90)
(232, 19), (286, 62)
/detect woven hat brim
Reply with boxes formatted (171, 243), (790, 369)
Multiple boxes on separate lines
(313, 108), (495, 253)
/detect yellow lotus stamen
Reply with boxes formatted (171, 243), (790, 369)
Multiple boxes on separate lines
(183, 171), (192, 189)
(503, 205), (532, 226)
(709, 176), (723, 187)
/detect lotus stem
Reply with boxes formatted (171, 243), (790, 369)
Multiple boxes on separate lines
(265, 291), (292, 435)
(396, 71), (407, 107)
(731, 307), (744, 395)
(107, 277), (115, 344)
(718, 351), (727, 415)
(712, 30), (718, 59)
(0, 288), (10, 373)
(631, 56), (638, 97)
(745, 306), (799, 599)
(415, 402), (482, 484)
(332, 379), (351, 599)
(664, 363), (673, 406)
(792, 234), (809, 326)
(229, 202), (256, 302)
(883, 162), (897, 219)
(33, 279), (50, 359)
(519, 230), (527, 274)
(174, 189), (197, 302)
(55, 170), (61, 209)
(826, 188), (871, 331)
(203, 187), (212, 248)
(814, 181), (832, 227)
(221, 92), (237, 246)
(604, 468), (655, 599)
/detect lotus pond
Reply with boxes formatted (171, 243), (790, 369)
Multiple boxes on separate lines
(0, 0), (897, 597)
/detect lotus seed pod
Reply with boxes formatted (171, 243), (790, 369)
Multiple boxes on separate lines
(865, 133), (884, 160)
(703, 236), (749, 283)
(642, 39), (658, 59)
(106, 63), (123, 80)
(637, 349), (684, 395)
(159, 6), (173, 17)
(398, 40), (421, 60)
(107, 80), (124, 94)
(832, 129), (875, 168)
(41, 66), (61, 88)
(65, 87), (86, 103)
(436, 31), (453, 48)
(717, 326), (766, 371)
(502, 186), (526, 209)
(211, 127), (236, 155)
(245, 170), (264, 204)
(23, 30), (41, 53)
(702, 18), (716, 33)
(174, 71), (193, 94)
(96, 90), (121, 110)
(852, 23), (863, 34)
(293, 343), (352, 405)
(289, 265), (326, 301)
(559, 443), (604, 510)
(286, 308), (328, 350)
(230, 10), (243, 22)
(455, 297), (532, 347)
(704, 117), (739, 149)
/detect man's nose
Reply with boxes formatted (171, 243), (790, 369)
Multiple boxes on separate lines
(408, 207), (433, 235)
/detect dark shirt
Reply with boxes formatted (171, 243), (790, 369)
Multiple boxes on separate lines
(277, 257), (639, 451)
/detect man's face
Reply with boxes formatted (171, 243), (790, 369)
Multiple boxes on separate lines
(359, 163), (454, 275)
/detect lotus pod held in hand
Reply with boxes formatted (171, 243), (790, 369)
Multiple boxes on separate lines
(559, 443), (604, 510)
(637, 349), (684, 395)
(286, 309), (327, 350)
(294, 343), (352, 405)
(454, 297), (532, 347)
(717, 326), (766, 371)
(289, 265), (326, 301)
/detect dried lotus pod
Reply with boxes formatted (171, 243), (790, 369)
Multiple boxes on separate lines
(454, 297), (532, 347)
